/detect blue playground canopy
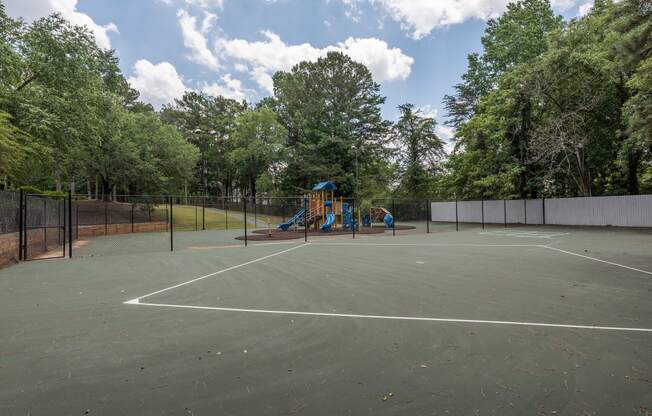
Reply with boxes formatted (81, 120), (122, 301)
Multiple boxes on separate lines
(312, 181), (337, 191)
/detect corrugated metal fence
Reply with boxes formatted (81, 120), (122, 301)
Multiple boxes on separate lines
(431, 195), (652, 227)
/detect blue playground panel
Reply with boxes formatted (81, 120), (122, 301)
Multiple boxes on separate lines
(277, 208), (305, 231)
(384, 213), (394, 228)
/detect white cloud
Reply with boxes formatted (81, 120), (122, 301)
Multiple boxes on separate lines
(578, 1), (593, 16)
(201, 74), (252, 101)
(337, 37), (413, 82)
(339, 0), (583, 40)
(217, 31), (413, 93)
(177, 9), (220, 70)
(4, 0), (118, 49)
(184, 0), (224, 9)
(127, 60), (187, 109)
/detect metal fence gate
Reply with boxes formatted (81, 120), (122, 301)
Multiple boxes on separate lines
(19, 192), (72, 261)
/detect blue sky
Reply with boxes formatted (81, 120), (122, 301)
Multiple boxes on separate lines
(5, 0), (591, 140)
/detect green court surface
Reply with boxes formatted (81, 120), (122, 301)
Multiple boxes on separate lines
(1, 226), (652, 415)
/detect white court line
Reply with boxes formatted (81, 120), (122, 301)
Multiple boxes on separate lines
(310, 242), (542, 247)
(126, 301), (652, 333)
(480, 231), (570, 239)
(126, 243), (310, 302)
(543, 246), (652, 276)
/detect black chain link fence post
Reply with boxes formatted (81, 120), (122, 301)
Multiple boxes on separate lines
(68, 190), (72, 258)
(426, 199), (430, 233)
(392, 199), (396, 236)
(304, 197), (308, 243)
(243, 197), (248, 247)
(352, 198), (356, 239)
(455, 198), (459, 231)
(481, 197), (485, 230)
(169, 196), (174, 251)
(18, 189), (23, 261)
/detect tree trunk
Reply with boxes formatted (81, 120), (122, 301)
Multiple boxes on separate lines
(101, 178), (110, 201)
(87, 180), (91, 200)
(250, 176), (257, 199)
(70, 180), (75, 197)
(627, 150), (640, 195)
(574, 146), (590, 196)
(94, 177), (99, 200)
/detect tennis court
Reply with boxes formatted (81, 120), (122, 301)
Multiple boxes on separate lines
(1, 226), (651, 415)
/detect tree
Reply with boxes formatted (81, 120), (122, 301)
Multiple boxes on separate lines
(393, 104), (444, 198)
(0, 8), (199, 196)
(273, 51), (390, 196)
(442, 0), (566, 198)
(229, 108), (286, 197)
(161, 92), (247, 196)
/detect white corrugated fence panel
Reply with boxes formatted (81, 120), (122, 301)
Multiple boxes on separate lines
(525, 199), (544, 224)
(545, 195), (652, 227)
(484, 200), (504, 223)
(458, 201), (482, 223)
(432, 195), (652, 226)
(431, 202), (457, 222)
(506, 200), (525, 224)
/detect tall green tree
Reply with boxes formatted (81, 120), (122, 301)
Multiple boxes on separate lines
(229, 108), (287, 197)
(393, 104), (444, 198)
(273, 51), (390, 196)
(161, 92), (247, 196)
(442, 0), (564, 198)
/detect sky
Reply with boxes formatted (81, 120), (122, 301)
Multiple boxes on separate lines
(4, 0), (593, 142)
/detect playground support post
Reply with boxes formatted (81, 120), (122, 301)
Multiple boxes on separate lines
(68, 190), (72, 258)
(243, 197), (248, 247)
(169, 197), (174, 252)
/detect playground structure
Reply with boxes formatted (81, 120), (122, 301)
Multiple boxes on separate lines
(277, 181), (357, 232)
(363, 207), (395, 228)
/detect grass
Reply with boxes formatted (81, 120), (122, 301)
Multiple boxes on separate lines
(162, 205), (245, 231)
